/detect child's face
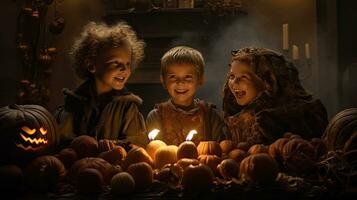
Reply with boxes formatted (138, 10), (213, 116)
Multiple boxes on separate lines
(228, 61), (264, 106)
(92, 47), (131, 94)
(161, 63), (203, 107)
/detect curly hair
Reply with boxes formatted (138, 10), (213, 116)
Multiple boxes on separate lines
(222, 47), (312, 117)
(161, 46), (205, 79)
(70, 21), (145, 79)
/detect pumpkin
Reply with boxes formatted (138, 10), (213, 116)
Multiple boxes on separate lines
(197, 154), (221, 176)
(176, 158), (200, 170)
(197, 141), (222, 157)
(310, 138), (328, 159)
(127, 162), (153, 191)
(146, 140), (166, 160)
(240, 153), (278, 184)
(0, 165), (23, 193)
(323, 108), (357, 151)
(177, 141), (198, 159)
(98, 146), (127, 165)
(343, 131), (357, 152)
(248, 144), (268, 155)
(123, 147), (153, 170)
(237, 142), (251, 152)
(220, 140), (235, 155)
(268, 138), (289, 165)
(282, 138), (316, 174)
(70, 135), (99, 159)
(111, 172), (135, 196)
(217, 159), (239, 180)
(24, 155), (66, 192)
(154, 145), (178, 169)
(155, 164), (183, 185)
(98, 139), (117, 152)
(0, 104), (58, 165)
(228, 149), (247, 164)
(182, 164), (214, 194)
(76, 168), (104, 195)
(57, 148), (78, 169)
(70, 157), (121, 185)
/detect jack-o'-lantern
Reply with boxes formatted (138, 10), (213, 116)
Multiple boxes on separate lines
(177, 141), (198, 159)
(182, 164), (214, 194)
(127, 162), (153, 191)
(197, 141), (222, 157)
(0, 104), (58, 165)
(154, 145), (178, 169)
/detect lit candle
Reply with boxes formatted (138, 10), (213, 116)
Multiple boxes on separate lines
(292, 45), (299, 60)
(304, 43), (311, 59)
(282, 23), (289, 50)
(146, 129), (166, 160)
(186, 130), (198, 141)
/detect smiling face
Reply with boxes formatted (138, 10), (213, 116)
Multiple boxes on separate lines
(91, 46), (132, 95)
(228, 61), (264, 106)
(161, 63), (203, 107)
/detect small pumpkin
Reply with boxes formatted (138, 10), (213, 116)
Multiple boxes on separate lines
(197, 154), (221, 176)
(76, 168), (104, 195)
(237, 142), (251, 152)
(176, 158), (200, 170)
(123, 147), (153, 170)
(98, 146), (127, 165)
(24, 155), (66, 192)
(110, 172), (135, 196)
(240, 153), (278, 184)
(155, 145), (178, 169)
(248, 144), (268, 155)
(220, 140), (235, 155)
(127, 162), (153, 191)
(268, 138), (289, 165)
(155, 164), (183, 185)
(182, 164), (214, 194)
(98, 139), (117, 152)
(177, 141), (198, 159)
(228, 149), (247, 164)
(197, 141), (222, 157)
(70, 157), (121, 185)
(57, 148), (78, 169)
(70, 135), (99, 159)
(146, 140), (166, 160)
(0, 104), (59, 165)
(217, 159), (239, 180)
(0, 165), (23, 193)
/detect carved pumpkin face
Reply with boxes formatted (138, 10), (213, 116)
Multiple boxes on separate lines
(16, 125), (49, 151)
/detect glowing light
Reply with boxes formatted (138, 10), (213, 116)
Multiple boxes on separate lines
(148, 129), (160, 140)
(186, 130), (197, 141)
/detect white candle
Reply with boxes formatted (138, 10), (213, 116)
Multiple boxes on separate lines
(292, 45), (299, 60)
(304, 43), (311, 59)
(282, 23), (289, 50)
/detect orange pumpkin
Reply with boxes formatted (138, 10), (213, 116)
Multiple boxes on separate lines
(110, 172), (135, 196)
(237, 142), (251, 152)
(154, 145), (178, 169)
(197, 141), (222, 157)
(197, 154), (221, 176)
(176, 158), (200, 170)
(182, 164), (214, 194)
(98, 139), (117, 152)
(248, 144), (268, 155)
(177, 141), (198, 159)
(228, 149), (247, 164)
(240, 153), (278, 184)
(268, 138), (289, 165)
(76, 168), (104, 195)
(70, 135), (99, 159)
(123, 147), (153, 170)
(98, 146), (127, 165)
(127, 162), (153, 191)
(217, 159), (239, 180)
(220, 140), (235, 155)
(146, 140), (166, 160)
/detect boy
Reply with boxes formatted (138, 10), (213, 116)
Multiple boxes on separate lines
(55, 22), (148, 147)
(146, 46), (226, 145)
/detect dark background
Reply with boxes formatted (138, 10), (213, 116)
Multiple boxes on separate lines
(0, 0), (356, 119)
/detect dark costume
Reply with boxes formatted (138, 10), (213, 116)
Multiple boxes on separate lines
(146, 99), (226, 145)
(55, 78), (148, 147)
(223, 47), (328, 145)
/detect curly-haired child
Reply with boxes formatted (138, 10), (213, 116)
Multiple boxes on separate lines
(223, 47), (328, 146)
(56, 21), (148, 147)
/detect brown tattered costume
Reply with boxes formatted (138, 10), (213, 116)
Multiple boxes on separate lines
(223, 47), (328, 145)
(146, 99), (226, 146)
(55, 78), (148, 147)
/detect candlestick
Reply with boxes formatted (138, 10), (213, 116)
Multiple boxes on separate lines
(282, 23), (289, 50)
(292, 45), (299, 60)
(304, 43), (311, 59)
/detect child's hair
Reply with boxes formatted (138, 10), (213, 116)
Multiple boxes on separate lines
(161, 46), (205, 79)
(70, 21), (145, 79)
(223, 47), (312, 117)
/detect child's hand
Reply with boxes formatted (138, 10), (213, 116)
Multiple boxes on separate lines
(98, 139), (116, 152)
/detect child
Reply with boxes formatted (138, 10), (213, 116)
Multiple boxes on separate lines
(223, 47), (328, 145)
(55, 22), (148, 147)
(146, 46), (226, 145)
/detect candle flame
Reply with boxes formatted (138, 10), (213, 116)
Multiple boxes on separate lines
(148, 129), (160, 140)
(186, 130), (197, 141)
